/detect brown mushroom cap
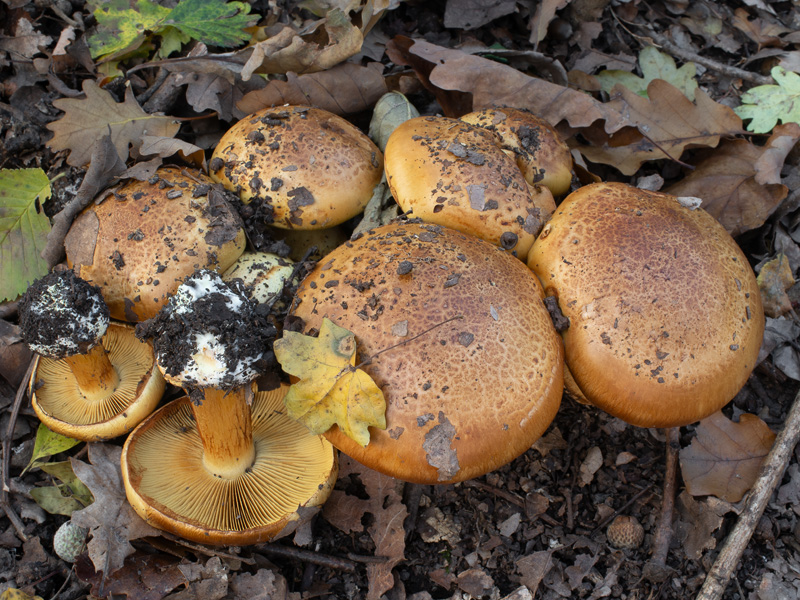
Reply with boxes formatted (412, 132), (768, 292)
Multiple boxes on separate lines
(65, 167), (246, 322)
(121, 385), (338, 545)
(460, 108), (573, 197)
(527, 182), (765, 428)
(384, 116), (555, 262)
(290, 221), (564, 484)
(30, 323), (164, 441)
(210, 106), (384, 230)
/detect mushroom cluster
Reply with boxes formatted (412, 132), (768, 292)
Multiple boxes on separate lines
(123, 270), (337, 545)
(19, 270), (163, 441)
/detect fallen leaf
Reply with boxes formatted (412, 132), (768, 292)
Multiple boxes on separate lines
(456, 567), (495, 597)
(679, 411), (776, 502)
(229, 568), (295, 600)
(368, 91), (420, 152)
(732, 8), (789, 49)
(75, 552), (188, 600)
(664, 129), (795, 236)
(674, 491), (732, 560)
(322, 455), (406, 600)
(578, 446), (603, 486)
(596, 46), (698, 100)
(170, 557), (229, 600)
(137, 135), (206, 169)
(531, 426), (567, 457)
(46, 80), (179, 167)
(274, 317), (386, 447)
(241, 10), (362, 80)
(565, 553), (598, 590)
(528, 0), (569, 44)
(579, 80), (743, 175)
(70, 444), (161, 576)
(237, 61), (388, 118)
(30, 460), (93, 516)
(0, 18), (52, 60)
(0, 590), (43, 600)
(443, 0), (518, 31)
(0, 320), (32, 388)
(777, 463), (800, 509)
(24, 423), (82, 474)
(758, 254), (795, 317)
(736, 66), (800, 133)
(0, 168), (51, 302)
(516, 551), (554, 596)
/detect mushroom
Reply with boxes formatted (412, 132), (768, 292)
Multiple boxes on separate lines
(124, 270), (337, 544)
(460, 107), (573, 197)
(65, 167), (246, 322)
(209, 105), (384, 230)
(383, 116), (556, 262)
(527, 182), (765, 427)
(18, 270), (164, 441)
(289, 221), (563, 484)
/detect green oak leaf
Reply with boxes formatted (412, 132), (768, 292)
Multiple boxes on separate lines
(0, 169), (51, 302)
(735, 66), (800, 133)
(597, 46), (697, 101)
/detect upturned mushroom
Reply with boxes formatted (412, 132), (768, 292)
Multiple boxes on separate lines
(18, 270), (164, 441)
(210, 105), (384, 230)
(123, 270), (337, 544)
(383, 116), (556, 262)
(288, 221), (564, 484)
(527, 182), (764, 427)
(460, 107), (573, 197)
(65, 167), (246, 322)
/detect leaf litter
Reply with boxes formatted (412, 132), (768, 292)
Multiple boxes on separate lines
(2, 0), (800, 598)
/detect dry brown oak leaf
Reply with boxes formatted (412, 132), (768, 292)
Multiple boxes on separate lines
(679, 411), (776, 503)
(674, 491), (733, 561)
(46, 79), (179, 167)
(665, 123), (800, 236)
(70, 443), (160, 576)
(322, 455), (407, 600)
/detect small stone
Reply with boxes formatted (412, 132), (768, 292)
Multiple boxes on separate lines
(53, 520), (88, 562)
(606, 515), (644, 549)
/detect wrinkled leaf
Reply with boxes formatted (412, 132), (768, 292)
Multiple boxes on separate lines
(89, 0), (255, 60)
(368, 91), (420, 151)
(597, 46), (698, 101)
(680, 411), (776, 502)
(71, 444), (161, 575)
(736, 66), (800, 133)
(0, 168), (51, 302)
(274, 317), (386, 447)
(23, 422), (82, 475)
(138, 135), (206, 169)
(237, 61), (387, 117)
(31, 460), (93, 515)
(674, 491), (732, 560)
(664, 125), (798, 236)
(758, 254), (795, 317)
(75, 552), (190, 600)
(47, 80), (179, 167)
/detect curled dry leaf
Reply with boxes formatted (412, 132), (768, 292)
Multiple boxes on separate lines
(578, 446), (603, 487)
(674, 491), (733, 560)
(679, 411), (776, 502)
(46, 80), (179, 167)
(664, 125), (799, 236)
(137, 135), (206, 169)
(368, 91), (420, 151)
(757, 254), (795, 317)
(237, 62), (387, 117)
(70, 444), (161, 576)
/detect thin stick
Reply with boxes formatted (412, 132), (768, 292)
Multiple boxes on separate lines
(255, 543), (359, 572)
(159, 531), (256, 565)
(644, 427), (680, 582)
(1, 358), (35, 541)
(697, 388), (800, 600)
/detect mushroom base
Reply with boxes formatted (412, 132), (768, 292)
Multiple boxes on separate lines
(121, 386), (338, 546)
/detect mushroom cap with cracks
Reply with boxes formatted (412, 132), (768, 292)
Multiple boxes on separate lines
(290, 221), (564, 484)
(527, 182), (765, 427)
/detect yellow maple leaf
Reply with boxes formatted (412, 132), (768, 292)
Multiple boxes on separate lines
(274, 318), (386, 447)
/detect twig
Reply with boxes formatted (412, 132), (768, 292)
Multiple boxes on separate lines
(254, 543), (360, 572)
(696, 388), (800, 600)
(159, 531), (256, 564)
(644, 427), (680, 583)
(1, 358), (35, 541)
(635, 23), (773, 86)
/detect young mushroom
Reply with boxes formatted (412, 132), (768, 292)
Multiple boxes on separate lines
(123, 270), (337, 545)
(289, 221), (564, 484)
(210, 105), (384, 230)
(19, 270), (164, 441)
(383, 116), (556, 262)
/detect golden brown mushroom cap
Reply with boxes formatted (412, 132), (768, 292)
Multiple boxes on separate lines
(290, 222), (564, 484)
(30, 323), (164, 441)
(384, 116), (555, 262)
(209, 106), (383, 230)
(121, 385), (338, 546)
(527, 182), (765, 427)
(65, 167), (246, 322)
(460, 107), (573, 197)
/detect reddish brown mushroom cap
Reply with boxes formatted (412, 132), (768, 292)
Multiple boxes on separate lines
(528, 182), (765, 427)
(290, 221), (564, 484)
(383, 116), (555, 262)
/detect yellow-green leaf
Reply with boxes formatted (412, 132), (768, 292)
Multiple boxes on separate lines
(23, 423), (82, 475)
(274, 318), (386, 447)
(0, 168), (51, 302)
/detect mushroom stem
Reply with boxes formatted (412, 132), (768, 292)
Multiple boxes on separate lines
(62, 343), (119, 398)
(192, 386), (255, 479)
